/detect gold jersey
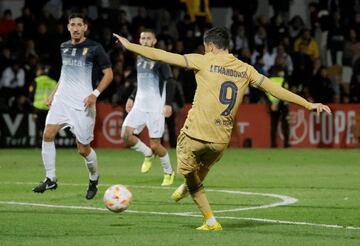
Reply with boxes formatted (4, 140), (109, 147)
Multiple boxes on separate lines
(182, 53), (263, 143)
(126, 42), (313, 144)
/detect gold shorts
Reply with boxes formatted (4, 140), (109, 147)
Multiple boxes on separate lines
(176, 131), (227, 176)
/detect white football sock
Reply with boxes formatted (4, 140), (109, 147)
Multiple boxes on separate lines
(206, 216), (216, 226)
(177, 183), (187, 194)
(84, 148), (99, 181)
(131, 140), (152, 157)
(159, 152), (173, 174)
(41, 141), (56, 181)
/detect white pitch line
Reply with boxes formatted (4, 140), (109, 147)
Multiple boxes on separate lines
(0, 181), (298, 213)
(1, 181), (359, 230)
(206, 189), (298, 213)
(0, 201), (359, 230)
(213, 215), (360, 230)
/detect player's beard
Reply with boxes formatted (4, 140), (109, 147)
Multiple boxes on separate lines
(72, 32), (83, 43)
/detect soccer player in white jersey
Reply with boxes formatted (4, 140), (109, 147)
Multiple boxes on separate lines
(121, 29), (175, 186)
(33, 13), (113, 199)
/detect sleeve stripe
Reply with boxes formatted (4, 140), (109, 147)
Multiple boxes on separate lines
(255, 75), (265, 88)
(183, 55), (189, 69)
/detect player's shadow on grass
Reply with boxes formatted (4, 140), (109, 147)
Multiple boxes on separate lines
(221, 221), (271, 229)
(109, 223), (134, 227)
(181, 221), (271, 230)
(211, 202), (265, 207)
(135, 200), (188, 206)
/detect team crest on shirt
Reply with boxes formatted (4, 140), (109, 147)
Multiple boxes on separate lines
(82, 48), (88, 56)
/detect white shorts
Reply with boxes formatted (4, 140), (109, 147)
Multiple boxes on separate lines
(122, 108), (164, 138)
(45, 100), (96, 144)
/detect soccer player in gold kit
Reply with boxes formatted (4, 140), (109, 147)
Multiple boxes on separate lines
(113, 27), (331, 231)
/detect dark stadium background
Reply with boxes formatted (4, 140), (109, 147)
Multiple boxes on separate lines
(0, 0), (359, 148)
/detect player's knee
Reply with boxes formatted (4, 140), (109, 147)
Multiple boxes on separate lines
(122, 133), (130, 144)
(184, 172), (203, 194)
(198, 166), (210, 181)
(149, 141), (160, 151)
(78, 149), (85, 157)
(121, 128), (134, 145)
(187, 182), (204, 194)
(77, 145), (91, 157)
(43, 130), (56, 142)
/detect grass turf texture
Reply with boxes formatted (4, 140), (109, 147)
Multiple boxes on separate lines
(0, 149), (359, 245)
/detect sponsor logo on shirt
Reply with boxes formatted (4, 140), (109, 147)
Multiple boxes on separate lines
(214, 118), (233, 126)
(63, 58), (86, 67)
(82, 48), (88, 56)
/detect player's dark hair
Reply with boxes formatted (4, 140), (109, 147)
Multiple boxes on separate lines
(68, 13), (88, 24)
(203, 27), (230, 50)
(141, 28), (156, 37)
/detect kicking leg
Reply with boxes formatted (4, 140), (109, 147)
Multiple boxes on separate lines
(185, 171), (222, 231)
(171, 165), (209, 201)
(172, 132), (222, 230)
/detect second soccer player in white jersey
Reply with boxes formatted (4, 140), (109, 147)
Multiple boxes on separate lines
(121, 29), (175, 186)
(33, 13), (113, 199)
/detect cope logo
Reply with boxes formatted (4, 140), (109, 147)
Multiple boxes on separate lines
(279, 110), (307, 145)
(102, 112), (124, 144)
(280, 109), (356, 145)
(289, 110), (307, 145)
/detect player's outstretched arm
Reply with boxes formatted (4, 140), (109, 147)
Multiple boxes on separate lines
(259, 76), (331, 116)
(113, 33), (188, 68)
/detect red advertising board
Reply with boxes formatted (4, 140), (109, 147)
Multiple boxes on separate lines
(285, 104), (359, 148)
(93, 103), (360, 148)
(230, 104), (270, 148)
(229, 104), (360, 148)
(93, 103), (149, 148)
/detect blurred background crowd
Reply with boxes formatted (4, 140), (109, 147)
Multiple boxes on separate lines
(1, 0), (360, 115)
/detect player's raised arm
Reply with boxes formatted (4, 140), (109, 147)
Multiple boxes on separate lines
(113, 33), (191, 69)
(258, 76), (331, 116)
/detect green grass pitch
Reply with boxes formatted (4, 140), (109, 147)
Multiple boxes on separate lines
(0, 148), (359, 245)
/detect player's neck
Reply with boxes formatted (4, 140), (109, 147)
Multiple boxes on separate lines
(71, 37), (87, 45)
(212, 49), (229, 55)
